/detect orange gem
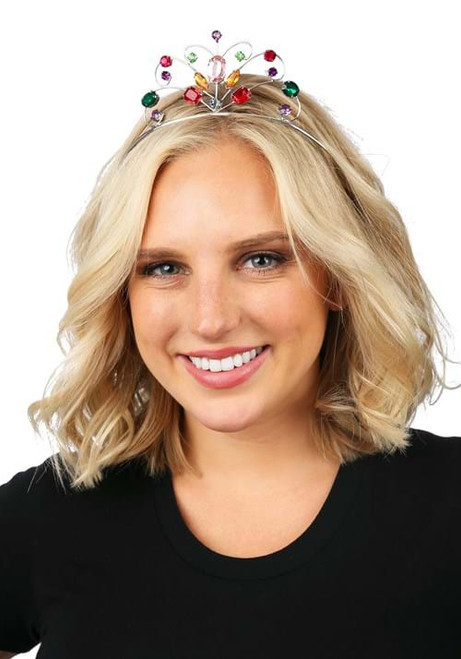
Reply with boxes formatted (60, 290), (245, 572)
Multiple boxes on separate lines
(225, 69), (240, 88)
(194, 72), (208, 90)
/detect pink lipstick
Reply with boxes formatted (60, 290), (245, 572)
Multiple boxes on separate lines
(177, 345), (271, 390)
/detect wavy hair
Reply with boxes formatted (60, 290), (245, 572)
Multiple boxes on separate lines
(27, 73), (460, 491)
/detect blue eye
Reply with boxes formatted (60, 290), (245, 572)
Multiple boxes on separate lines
(140, 252), (287, 279)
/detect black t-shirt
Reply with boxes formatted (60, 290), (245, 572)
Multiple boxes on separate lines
(1, 426), (460, 658)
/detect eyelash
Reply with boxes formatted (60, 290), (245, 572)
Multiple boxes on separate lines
(139, 251), (288, 279)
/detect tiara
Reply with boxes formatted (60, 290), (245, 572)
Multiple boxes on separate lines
(123, 30), (329, 157)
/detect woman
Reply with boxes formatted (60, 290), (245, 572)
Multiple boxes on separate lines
(1, 31), (460, 658)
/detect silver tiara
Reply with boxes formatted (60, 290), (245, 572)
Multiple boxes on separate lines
(124, 29), (329, 157)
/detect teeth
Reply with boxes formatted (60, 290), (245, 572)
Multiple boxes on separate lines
(189, 346), (265, 372)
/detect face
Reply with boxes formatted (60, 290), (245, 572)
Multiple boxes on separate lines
(127, 138), (334, 440)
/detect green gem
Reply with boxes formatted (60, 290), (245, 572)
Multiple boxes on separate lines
(282, 80), (299, 98)
(235, 50), (246, 62)
(141, 91), (159, 108)
(187, 51), (198, 63)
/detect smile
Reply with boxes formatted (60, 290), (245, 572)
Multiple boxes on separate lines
(177, 345), (271, 390)
(188, 345), (265, 371)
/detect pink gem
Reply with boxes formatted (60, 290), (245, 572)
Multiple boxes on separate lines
(160, 55), (172, 67)
(207, 55), (226, 83)
(184, 86), (203, 105)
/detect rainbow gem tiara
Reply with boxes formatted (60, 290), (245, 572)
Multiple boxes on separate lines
(124, 30), (329, 156)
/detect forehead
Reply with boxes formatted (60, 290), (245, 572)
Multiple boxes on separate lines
(143, 139), (283, 243)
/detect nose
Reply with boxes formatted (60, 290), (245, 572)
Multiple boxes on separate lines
(187, 273), (241, 340)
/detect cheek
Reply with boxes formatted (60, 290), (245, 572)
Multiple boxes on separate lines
(263, 282), (329, 341)
(129, 290), (177, 348)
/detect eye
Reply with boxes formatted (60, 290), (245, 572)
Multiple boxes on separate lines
(142, 262), (180, 277)
(139, 251), (288, 279)
(242, 252), (287, 274)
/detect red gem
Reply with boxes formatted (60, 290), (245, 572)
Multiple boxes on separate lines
(160, 55), (172, 67)
(184, 86), (203, 105)
(231, 86), (251, 105)
(264, 49), (276, 62)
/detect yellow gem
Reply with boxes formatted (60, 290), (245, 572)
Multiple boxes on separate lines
(225, 69), (240, 88)
(194, 72), (208, 89)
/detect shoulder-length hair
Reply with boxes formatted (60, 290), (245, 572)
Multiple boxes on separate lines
(27, 73), (459, 491)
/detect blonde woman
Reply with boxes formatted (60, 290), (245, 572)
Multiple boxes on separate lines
(1, 32), (460, 658)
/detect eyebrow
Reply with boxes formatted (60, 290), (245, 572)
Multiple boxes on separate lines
(136, 231), (290, 260)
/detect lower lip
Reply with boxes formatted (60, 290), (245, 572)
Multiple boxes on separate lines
(177, 346), (271, 390)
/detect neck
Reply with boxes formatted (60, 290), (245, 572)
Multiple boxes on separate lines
(178, 409), (338, 495)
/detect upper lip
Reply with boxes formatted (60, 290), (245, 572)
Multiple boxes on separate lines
(181, 345), (267, 359)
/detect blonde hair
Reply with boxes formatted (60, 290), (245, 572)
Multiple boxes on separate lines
(28, 73), (460, 491)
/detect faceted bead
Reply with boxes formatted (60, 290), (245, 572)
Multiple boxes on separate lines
(141, 91), (159, 108)
(282, 80), (300, 97)
(264, 49), (277, 62)
(225, 69), (240, 87)
(211, 30), (222, 42)
(160, 55), (172, 67)
(235, 50), (246, 62)
(161, 71), (171, 82)
(151, 109), (163, 121)
(187, 51), (198, 64)
(194, 72), (208, 89)
(231, 86), (251, 104)
(208, 55), (226, 83)
(278, 103), (292, 116)
(267, 67), (277, 77)
(184, 86), (203, 105)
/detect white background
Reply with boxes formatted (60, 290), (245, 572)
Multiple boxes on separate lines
(0, 0), (460, 653)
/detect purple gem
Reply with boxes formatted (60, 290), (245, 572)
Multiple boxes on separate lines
(211, 30), (222, 42)
(267, 67), (278, 77)
(161, 71), (171, 81)
(278, 103), (292, 116)
(151, 109), (162, 121)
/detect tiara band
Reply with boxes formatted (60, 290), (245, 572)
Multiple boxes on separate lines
(124, 30), (329, 157)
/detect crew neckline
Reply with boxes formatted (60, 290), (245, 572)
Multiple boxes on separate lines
(151, 453), (375, 580)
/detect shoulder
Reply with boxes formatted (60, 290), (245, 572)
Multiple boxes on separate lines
(406, 426), (461, 455)
(1, 453), (148, 519)
(370, 426), (461, 506)
(0, 456), (64, 538)
(0, 454), (65, 503)
(383, 426), (461, 469)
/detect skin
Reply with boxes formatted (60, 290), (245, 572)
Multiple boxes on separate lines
(0, 142), (343, 650)
(127, 138), (341, 501)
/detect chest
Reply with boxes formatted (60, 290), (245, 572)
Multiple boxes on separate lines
(171, 473), (338, 558)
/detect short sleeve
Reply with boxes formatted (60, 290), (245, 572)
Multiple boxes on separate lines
(0, 467), (41, 654)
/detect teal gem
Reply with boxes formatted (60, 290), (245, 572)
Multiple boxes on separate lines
(187, 51), (198, 63)
(235, 50), (246, 62)
(282, 80), (299, 98)
(141, 91), (159, 108)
